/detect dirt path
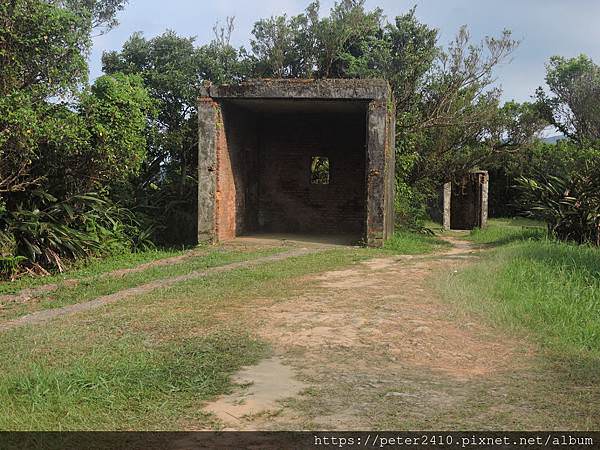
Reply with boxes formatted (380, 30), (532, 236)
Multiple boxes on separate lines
(202, 237), (595, 430)
(0, 247), (323, 333)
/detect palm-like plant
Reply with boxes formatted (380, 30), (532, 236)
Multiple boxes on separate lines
(1, 192), (155, 277)
(516, 171), (600, 245)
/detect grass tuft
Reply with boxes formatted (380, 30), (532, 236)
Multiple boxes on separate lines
(383, 230), (450, 255)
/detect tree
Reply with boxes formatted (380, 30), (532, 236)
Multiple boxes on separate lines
(250, 8), (317, 78)
(30, 74), (153, 199)
(395, 25), (519, 220)
(0, 0), (91, 197)
(52, 0), (129, 33)
(102, 28), (249, 243)
(0, 0), (157, 275)
(0, 0), (91, 98)
(535, 54), (600, 143)
(0, 0), (132, 198)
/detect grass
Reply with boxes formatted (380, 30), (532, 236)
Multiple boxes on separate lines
(0, 230), (452, 430)
(0, 246), (380, 430)
(0, 329), (266, 430)
(466, 217), (546, 246)
(0, 247), (284, 321)
(439, 218), (600, 362)
(1, 230), (446, 322)
(383, 230), (450, 254)
(0, 248), (188, 295)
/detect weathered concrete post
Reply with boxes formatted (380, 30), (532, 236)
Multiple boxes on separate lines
(366, 99), (387, 246)
(443, 182), (452, 230)
(197, 97), (220, 243)
(479, 171), (489, 229)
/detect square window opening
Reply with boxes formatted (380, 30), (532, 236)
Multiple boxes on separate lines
(311, 156), (330, 185)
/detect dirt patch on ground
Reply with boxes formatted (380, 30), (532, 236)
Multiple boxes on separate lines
(200, 237), (577, 430)
(204, 357), (308, 429)
(258, 243), (524, 381)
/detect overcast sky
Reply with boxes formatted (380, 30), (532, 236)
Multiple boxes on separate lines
(90, 0), (600, 103)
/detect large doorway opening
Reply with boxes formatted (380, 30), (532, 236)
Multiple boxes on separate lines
(215, 99), (368, 244)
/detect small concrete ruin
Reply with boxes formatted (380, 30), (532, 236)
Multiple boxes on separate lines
(443, 171), (489, 230)
(197, 79), (396, 247)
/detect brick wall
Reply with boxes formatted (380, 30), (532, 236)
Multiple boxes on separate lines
(216, 104), (368, 239)
(215, 106), (236, 241)
(218, 105), (259, 239)
(257, 111), (367, 235)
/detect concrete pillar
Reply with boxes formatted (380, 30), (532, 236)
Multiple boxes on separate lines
(366, 99), (388, 247)
(443, 182), (452, 230)
(197, 98), (220, 243)
(480, 171), (489, 229)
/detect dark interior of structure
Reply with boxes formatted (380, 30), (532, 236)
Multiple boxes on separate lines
(450, 176), (483, 230)
(219, 99), (368, 241)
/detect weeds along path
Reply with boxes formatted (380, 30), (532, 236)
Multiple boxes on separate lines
(200, 237), (597, 430)
(0, 247), (323, 333)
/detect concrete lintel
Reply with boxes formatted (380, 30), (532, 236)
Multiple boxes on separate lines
(200, 79), (390, 102)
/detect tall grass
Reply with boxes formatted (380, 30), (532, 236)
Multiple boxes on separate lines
(441, 236), (600, 358)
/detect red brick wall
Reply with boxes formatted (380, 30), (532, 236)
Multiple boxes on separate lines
(216, 105), (368, 239)
(215, 107), (237, 241)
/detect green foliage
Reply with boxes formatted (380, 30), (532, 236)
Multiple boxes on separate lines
(516, 170), (600, 245)
(535, 55), (600, 143)
(79, 73), (154, 185)
(394, 176), (428, 230)
(56, 0), (129, 33)
(0, 0), (91, 98)
(0, 0), (154, 277)
(0, 192), (155, 276)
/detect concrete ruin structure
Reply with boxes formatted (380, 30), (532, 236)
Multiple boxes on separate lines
(197, 79), (396, 247)
(443, 171), (489, 230)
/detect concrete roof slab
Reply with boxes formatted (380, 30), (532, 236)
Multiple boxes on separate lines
(200, 78), (390, 101)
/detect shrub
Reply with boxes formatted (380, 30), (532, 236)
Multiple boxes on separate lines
(516, 172), (600, 245)
(0, 192), (154, 277)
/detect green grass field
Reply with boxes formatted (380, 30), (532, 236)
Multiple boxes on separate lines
(439, 218), (600, 367)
